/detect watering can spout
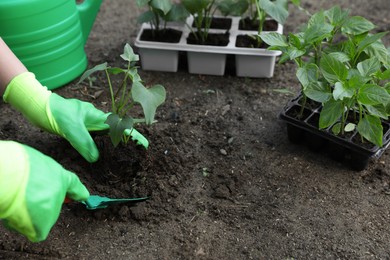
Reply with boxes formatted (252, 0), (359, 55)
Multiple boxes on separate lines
(78, 0), (103, 44)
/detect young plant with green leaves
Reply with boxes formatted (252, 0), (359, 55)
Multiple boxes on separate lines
(78, 43), (166, 147)
(253, 0), (289, 34)
(182, 0), (217, 43)
(260, 6), (390, 147)
(219, 0), (289, 32)
(136, 0), (189, 37)
(217, 0), (249, 17)
(217, 0), (290, 47)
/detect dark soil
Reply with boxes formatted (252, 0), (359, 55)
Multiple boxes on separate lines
(235, 34), (268, 48)
(140, 29), (182, 43)
(239, 18), (279, 31)
(192, 17), (233, 30)
(1, 0), (390, 259)
(187, 32), (230, 46)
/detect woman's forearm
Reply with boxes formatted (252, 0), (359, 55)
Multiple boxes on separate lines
(0, 38), (28, 96)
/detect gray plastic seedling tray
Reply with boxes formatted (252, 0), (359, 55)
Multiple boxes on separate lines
(134, 16), (283, 77)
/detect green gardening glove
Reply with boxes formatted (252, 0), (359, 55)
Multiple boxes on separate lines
(0, 141), (90, 242)
(3, 72), (148, 163)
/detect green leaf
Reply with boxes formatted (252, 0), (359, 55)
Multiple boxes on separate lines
(341, 39), (357, 62)
(120, 43), (139, 62)
(307, 10), (326, 28)
(357, 32), (388, 53)
(136, 0), (150, 7)
(342, 16), (375, 35)
(358, 84), (390, 105)
(105, 114), (134, 147)
(165, 3), (190, 22)
(296, 63), (319, 88)
(137, 10), (155, 24)
(217, 0), (248, 16)
(279, 52), (291, 64)
(320, 53), (348, 84)
(365, 41), (390, 68)
(77, 62), (108, 85)
(328, 52), (350, 63)
(357, 115), (383, 146)
(303, 23), (333, 43)
(344, 122), (356, 132)
(333, 81), (354, 100)
(365, 104), (389, 119)
(290, 0), (300, 6)
(379, 69), (390, 80)
(286, 47), (306, 60)
(319, 99), (344, 129)
(107, 67), (126, 75)
(347, 73), (371, 89)
(127, 67), (142, 82)
(150, 0), (172, 15)
(332, 122), (341, 135)
(304, 81), (331, 103)
(259, 32), (288, 47)
(289, 33), (304, 48)
(258, 0), (289, 25)
(132, 82), (166, 125)
(272, 88), (295, 95)
(324, 5), (349, 26)
(357, 58), (381, 77)
(182, 0), (211, 14)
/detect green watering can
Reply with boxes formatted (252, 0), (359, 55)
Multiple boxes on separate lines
(0, 0), (103, 90)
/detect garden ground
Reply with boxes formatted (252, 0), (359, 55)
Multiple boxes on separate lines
(0, 0), (390, 259)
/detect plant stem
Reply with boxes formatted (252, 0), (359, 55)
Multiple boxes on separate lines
(119, 101), (135, 117)
(153, 7), (160, 32)
(105, 69), (116, 113)
(341, 103), (348, 135)
(116, 62), (132, 117)
(299, 94), (307, 119)
(255, 0), (265, 35)
(358, 103), (364, 143)
(114, 61), (131, 99)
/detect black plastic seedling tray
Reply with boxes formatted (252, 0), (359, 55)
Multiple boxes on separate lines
(279, 94), (390, 171)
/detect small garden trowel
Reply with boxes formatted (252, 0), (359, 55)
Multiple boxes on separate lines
(64, 195), (148, 210)
(82, 195), (149, 210)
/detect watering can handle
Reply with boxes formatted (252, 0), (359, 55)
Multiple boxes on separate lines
(77, 0), (103, 44)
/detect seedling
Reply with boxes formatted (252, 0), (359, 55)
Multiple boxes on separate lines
(182, 0), (218, 43)
(260, 6), (390, 146)
(217, 0), (249, 17)
(136, 0), (189, 37)
(78, 43), (166, 147)
(218, 0), (290, 47)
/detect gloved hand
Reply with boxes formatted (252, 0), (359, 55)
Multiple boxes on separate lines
(3, 72), (148, 163)
(0, 141), (90, 242)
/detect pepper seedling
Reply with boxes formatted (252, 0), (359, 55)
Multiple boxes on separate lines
(260, 6), (390, 147)
(217, 0), (290, 47)
(136, 0), (189, 38)
(78, 43), (166, 147)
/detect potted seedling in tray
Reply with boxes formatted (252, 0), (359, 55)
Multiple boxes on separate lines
(183, 0), (231, 44)
(218, 0), (290, 77)
(181, 0), (232, 75)
(78, 43), (166, 148)
(260, 6), (390, 170)
(134, 0), (291, 78)
(218, 0), (288, 39)
(135, 0), (189, 72)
